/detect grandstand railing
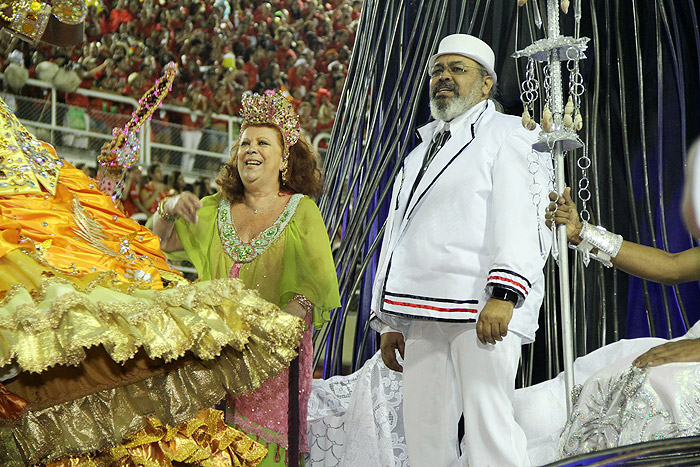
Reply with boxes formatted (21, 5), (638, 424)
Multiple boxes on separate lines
(0, 75), (241, 178)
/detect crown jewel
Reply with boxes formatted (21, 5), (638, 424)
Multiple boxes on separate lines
(240, 90), (301, 148)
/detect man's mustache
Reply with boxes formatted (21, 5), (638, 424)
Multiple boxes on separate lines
(431, 82), (458, 98)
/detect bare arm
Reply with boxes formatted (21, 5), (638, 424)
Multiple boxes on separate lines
(80, 59), (111, 79)
(548, 187), (700, 285)
(633, 338), (700, 367)
(283, 300), (308, 320)
(612, 243), (700, 285)
(151, 211), (182, 252)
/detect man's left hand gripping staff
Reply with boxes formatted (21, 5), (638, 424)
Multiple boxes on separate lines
(477, 299), (514, 345)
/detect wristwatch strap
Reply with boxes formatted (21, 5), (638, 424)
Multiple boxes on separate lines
(490, 286), (519, 305)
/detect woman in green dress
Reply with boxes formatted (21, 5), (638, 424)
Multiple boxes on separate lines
(152, 90), (341, 466)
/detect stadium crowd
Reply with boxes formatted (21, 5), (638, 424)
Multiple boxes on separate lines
(1, 0), (360, 141)
(0, 0), (360, 217)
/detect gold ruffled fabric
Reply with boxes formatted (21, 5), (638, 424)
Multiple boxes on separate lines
(44, 409), (267, 467)
(0, 249), (301, 374)
(0, 250), (304, 465)
(0, 318), (301, 464)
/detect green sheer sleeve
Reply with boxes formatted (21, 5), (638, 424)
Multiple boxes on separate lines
(279, 197), (340, 329)
(169, 193), (222, 280)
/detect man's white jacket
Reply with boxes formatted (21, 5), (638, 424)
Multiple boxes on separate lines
(370, 100), (552, 343)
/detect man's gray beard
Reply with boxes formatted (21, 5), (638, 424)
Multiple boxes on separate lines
(430, 84), (483, 122)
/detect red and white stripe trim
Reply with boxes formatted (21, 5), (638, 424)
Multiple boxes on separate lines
(381, 292), (479, 318)
(486, 268), (531, 299)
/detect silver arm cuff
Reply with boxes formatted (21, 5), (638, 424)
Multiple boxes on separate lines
(572, 221), (623, 267)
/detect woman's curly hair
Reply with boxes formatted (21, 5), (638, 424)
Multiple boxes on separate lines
(216, 123), (324, 201)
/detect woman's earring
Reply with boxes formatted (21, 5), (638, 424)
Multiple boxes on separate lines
(281, 157), (289, 184)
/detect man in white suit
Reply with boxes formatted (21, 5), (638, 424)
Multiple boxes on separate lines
(370, 34), (551, 466)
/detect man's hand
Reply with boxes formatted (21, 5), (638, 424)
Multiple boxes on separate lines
(633, 338), (700, 368)
(380, 332), (405, 372)
(477, 299), (514, 345)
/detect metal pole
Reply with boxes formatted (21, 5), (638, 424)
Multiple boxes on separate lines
(556, 147), (575, 413)
(50, 87), (57, 146)
(546, 0), (575, 413)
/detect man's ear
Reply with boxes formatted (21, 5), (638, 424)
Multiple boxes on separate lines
(481, 75), (494, 98)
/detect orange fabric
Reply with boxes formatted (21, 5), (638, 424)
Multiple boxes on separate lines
(0, 148), (175, 287)
(0, 382), (28, 420)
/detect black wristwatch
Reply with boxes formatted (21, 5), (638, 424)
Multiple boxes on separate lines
(490, 286), (519, 305)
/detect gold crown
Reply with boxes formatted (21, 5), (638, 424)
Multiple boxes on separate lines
(240, 90), (301, 148)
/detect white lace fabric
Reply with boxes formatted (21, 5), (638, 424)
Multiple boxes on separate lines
(306, 352), (408, 467)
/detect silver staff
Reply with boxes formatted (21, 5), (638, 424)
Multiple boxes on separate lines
(514, 0), (589, 413)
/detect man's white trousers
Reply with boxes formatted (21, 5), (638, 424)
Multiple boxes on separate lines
(402, 320), (530, 467)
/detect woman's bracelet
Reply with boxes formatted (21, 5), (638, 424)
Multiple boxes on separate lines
(572, 221), (623, 267)
(157, 197), (179, 222)
(293, 294), (314, 315)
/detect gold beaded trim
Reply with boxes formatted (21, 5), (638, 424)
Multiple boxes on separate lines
(51, 0), (86, 24)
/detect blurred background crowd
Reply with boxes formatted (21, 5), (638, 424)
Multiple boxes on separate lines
(0, 0), (360, 218)
(0, 0), (358, 142)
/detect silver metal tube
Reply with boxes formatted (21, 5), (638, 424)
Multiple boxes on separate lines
(556, 148), (575, 414)
(547, 0), (575, 414)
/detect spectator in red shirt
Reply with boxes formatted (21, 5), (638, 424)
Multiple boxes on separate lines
(352, 0), (362, 20)
(274, 28), (294, 63)
(316, 48), (337, 74)
(139, 163), (170, 215)
(287, 58), (314, 94)
(317, 88), (336, 132)
(282, 48), (297, 71)
(121, 166), (148, 218)
(108, 0), (133, 33)
(242, 45), (266, 89)
(252, 2), (273, 24)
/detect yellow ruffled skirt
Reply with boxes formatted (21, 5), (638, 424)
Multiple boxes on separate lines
(0, 250), (304, 466)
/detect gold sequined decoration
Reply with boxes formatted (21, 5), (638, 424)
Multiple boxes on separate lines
(5, 0), (51, 44)
(0, 274), (303, 465)
(0, 96), (61, 195)
(70, 196), (157, 285)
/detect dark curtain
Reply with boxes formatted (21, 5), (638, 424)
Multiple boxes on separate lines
(318, 0), (700, 384)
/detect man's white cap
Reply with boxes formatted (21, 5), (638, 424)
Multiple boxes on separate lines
(428, 34), (497, 84)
